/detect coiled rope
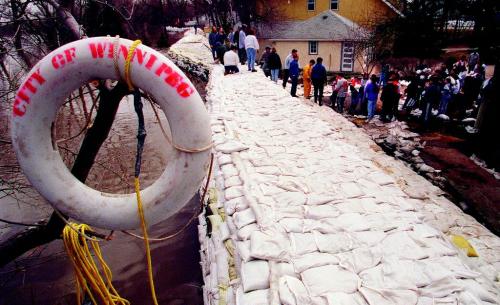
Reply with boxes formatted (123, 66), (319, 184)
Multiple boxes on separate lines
(62, 223), (129, 305)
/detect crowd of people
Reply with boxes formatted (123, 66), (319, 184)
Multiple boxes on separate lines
(208, 24), (261, 75)
(207, 26), (492, 128)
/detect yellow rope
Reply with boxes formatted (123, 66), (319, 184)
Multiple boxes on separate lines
(125, 40), (142, 91)
(63, 223), (130, 305)
(125, 39), (160, 305)
(134, 178), (159, 305)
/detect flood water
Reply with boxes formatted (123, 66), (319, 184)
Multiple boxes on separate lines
(0, 92), (204, 304)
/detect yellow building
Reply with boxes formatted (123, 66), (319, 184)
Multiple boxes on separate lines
(258, 0), (402, 26)
(256, 0), (403, 73)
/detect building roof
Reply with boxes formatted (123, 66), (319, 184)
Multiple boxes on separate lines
(380, 0), (405, 17)
(258, 10), (366, 41)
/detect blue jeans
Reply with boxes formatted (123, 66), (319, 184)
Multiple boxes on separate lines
(271, 69), (280, 82)
(439, 94), (451, 114)
(290, 76), (298, 96)
(246, 48), (256, 70)
(336, 96), (346, 113)
(367, 99), (376, 119)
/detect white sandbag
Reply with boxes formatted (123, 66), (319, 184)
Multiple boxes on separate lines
(417, 296), (458, 305)
(198, 224), (207, 243)
(328, 213), (370, 232)
(304, 205), (340, 220)
(340, 182), (364, 198)
(221, 164), (239, 179)
(249, 158), (275, 167)
(324, 292), (368, 305)
(279, 277), (296, 305)
(292, 252), (339, 273)
(358, 287), (418, 305)
(260, 183), (285, 196)
(237, 240), (253, 262)
(241, 260), (271, 292)
(365, 172), (395, 186)
(458, 279), (498, 303)
(225, 176), (243, 188)
(218, 154), (232, 166)
(380, 257), (429, 288)
(412, 235), (457, 258)
(225, 186), (244, 201)
(236, 287), (270, 305)
(226, 215), (237, 234)
(314, 232), (355, 254)
(275, 206), (305, 220)
(279, 276), (312, 305)
(276, 176), (310, 193)
(433, 256), (481, 279)
(198, 213), (207, 227)
(219, 222), (231, 241)
(311, 296), (328, 305)
(226, 286), (236, 305)
(216, 249), (230, 284)
(225, 198), (249, 216)
(381, 231), (428, 260)
(216, 140), (249, 153)
(338, 247), (382, 273)
(458, 291), (487, 305)
(303, 219), (337, 234)
(233, 208), (257, 229)
(301, 265), (360, 296)
(237, 223), (259, 241)
(290, 233), (318, 255)
(364, 213), (398, 232)
(276, 263), (299, 278)
(352, 231), (387, 247)
(412, 224), (440, 238)
(209, 261), (218, 289)
(250, 230), (291, 261)
(418, 276), (463, 299)
(203, 285), (209, 305)
(335, 200), (366, 214)
(279, 218), (304, 233)
(274, 192), (307, 207)
(256, 166), (281, 176)
(306, 194), (339, 206)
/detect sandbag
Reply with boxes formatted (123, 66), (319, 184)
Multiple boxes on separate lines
(241, 260), (271, 292)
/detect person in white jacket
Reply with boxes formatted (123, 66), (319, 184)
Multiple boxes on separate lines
(244, 28), (259, 72)
(223, 46), (240, 75)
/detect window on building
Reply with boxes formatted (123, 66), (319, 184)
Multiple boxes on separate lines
(309, 41), (318, 55)
(307, 0), (315, 11)
(330, 0), (339, 10)
(341, 42), (354, 72)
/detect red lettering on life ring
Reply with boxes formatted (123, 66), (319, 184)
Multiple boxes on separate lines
(13, 69), (46, 117)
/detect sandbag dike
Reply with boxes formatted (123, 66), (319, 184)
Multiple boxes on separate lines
(168, 32), (500, 305)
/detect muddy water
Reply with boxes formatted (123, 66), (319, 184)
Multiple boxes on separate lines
(0, 95), (204, 304)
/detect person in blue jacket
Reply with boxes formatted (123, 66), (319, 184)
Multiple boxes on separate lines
(311, 57), (327, 105)
(364, 74), (380, 122)
(289, 54), (300, 97)
(208, 26), (218, 60)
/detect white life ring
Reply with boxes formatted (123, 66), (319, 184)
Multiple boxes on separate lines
(11, 37), (212, 230)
